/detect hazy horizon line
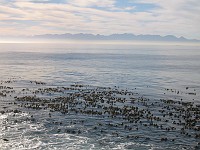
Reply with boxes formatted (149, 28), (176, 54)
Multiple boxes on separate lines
(1, 33), (200, 44)
(1, 33), (200, 41)
(0, 39), (200, 46)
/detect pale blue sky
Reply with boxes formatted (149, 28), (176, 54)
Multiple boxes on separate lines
(0, 0), (199, 39)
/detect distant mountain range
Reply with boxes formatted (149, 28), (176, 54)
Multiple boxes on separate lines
(31, 33), (199, 42)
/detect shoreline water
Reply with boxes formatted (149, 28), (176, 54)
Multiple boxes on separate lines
(0, 43), (200, 149)
(0, 79), (200, 149)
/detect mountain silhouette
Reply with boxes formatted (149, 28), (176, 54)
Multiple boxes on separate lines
(32, 33), (199, 42)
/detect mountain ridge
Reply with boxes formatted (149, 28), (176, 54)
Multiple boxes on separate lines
(31, 33), (199, 42)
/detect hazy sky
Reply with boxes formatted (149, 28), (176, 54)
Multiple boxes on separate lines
(0, 0), (200, 39)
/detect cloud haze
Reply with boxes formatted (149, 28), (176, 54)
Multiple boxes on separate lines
(0, 0), (199, 39)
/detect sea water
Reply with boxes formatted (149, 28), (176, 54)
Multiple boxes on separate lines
(0, 42), (200, 150)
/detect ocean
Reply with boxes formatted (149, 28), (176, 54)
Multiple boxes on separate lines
(0, 42), (200, 150)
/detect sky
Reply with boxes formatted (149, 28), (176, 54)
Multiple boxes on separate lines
(0, 0), (200, 39)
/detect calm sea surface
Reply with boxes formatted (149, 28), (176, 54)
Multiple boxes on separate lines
(0, 43), (200, 149)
